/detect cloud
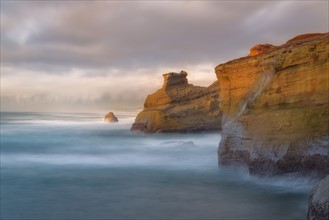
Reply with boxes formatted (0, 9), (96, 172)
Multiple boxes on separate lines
(1, 64), (217, 112)
(1, 1), (328, 112)
(3, 1), (327, 71)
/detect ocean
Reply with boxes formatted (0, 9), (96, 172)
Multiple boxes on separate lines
(0, 112), (316, 219)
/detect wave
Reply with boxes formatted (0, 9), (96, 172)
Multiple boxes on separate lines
(217, 165), (318, 192)
(1, 151), (218, 171)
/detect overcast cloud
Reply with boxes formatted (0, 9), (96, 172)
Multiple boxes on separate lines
(1, 1), (328, 112)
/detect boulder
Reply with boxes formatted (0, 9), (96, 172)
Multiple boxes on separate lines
(308, 175), (329, 220)
(249, 44), (277, 56)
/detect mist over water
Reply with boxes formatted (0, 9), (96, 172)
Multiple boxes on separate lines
(1, 112), (315, 219)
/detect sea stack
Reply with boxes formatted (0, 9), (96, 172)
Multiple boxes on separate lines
(131, 71), (221, 133)
(215, 33), (329, 175)
(104, 112), (118, 122)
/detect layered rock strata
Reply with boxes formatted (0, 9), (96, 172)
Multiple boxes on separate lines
(215, 33), (329, 175)
(131, 71), (221, 133)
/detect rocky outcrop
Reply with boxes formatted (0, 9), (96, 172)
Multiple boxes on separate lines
(215, 33), (329, 175)
(249, 44), (277, 56)
(131, 71), (221, 133)
(104, 112), (118, 122)
(308, 175), (329, 220)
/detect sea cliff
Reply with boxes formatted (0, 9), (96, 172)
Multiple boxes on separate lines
(131, 71), (221, 133)
(215, 33), (329, 175)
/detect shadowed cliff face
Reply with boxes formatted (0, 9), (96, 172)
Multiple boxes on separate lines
(131, 71), (221, 133)
(215, 33), (329, 175)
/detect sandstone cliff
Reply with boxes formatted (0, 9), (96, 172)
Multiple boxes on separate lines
(215, 33), (329, 175)
(131, 71), (221, 132)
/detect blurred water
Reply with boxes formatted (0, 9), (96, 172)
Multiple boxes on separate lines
(0, 112), (315, 219)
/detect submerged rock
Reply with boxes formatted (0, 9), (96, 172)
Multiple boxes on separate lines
(131, 71), (221, 133)
(104, 112), (118, 122)
(215, 32), (329, 175)
(308, 175), (329, 220)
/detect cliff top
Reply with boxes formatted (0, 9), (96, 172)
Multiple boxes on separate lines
(215, 32), (329, 69)
(162, 71), (188, 88)
(286, 33), (327, 44)
(144, 70), (218, 108)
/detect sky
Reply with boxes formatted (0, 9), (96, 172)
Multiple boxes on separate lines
(1, 1), (328, 113)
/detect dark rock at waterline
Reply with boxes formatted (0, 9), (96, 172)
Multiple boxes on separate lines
(220, 137), (329, 176)
(130, 122), (146, 132)
(104, 112), (118, 123)
(308, 175), (329, 220)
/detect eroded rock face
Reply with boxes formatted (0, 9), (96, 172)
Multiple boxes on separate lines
(308, 175), (329, 220)
(215, 33), (329, 175)
(104, 112), (118, 122)
(131, 71), (221, 133)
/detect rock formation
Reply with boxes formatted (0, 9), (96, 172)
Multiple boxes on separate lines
(215, 33), (329, 175)
(104, 112), (118, 122)
(286, 33), (327, 44)
(131, 71), (221, 132)
(249, 44), (277, 56)
(308, 175), (329, 220)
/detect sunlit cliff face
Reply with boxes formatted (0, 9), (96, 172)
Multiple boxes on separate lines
(1, 1), (328, 112)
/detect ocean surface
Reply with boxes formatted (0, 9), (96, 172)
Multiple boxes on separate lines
(0, 112), (317, 219)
